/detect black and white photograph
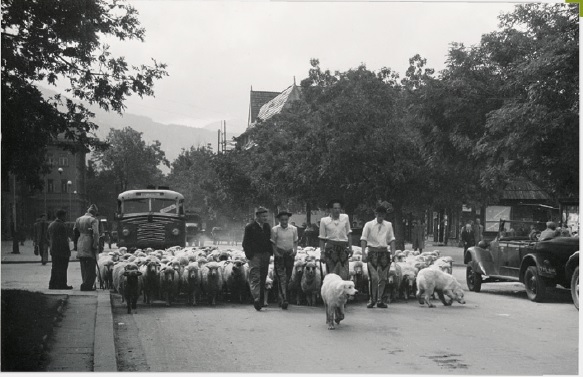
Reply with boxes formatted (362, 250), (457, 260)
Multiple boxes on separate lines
(1, 0), (579, 374)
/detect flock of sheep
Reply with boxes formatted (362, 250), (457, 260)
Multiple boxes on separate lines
(96, 245), (454, 314)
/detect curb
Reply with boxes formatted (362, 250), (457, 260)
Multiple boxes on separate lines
(93, 291), (117, 372)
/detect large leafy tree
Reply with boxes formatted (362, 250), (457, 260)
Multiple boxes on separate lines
(2, 0), (168, 188)
(92, 127), (169, 192)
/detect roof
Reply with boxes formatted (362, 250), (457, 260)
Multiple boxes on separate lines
(248, 90), (280, 127)
(256, 84), (302, 122)
(502, 178), (550, 201)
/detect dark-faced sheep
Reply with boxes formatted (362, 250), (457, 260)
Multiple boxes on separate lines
(123, 267), (143, 314)
(202, 261), (223, 306)
(301, 262), (322, 306)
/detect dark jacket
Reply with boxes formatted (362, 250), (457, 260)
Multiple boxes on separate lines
(242, 221), (272, 259)
(33, 219), (49, 246)
(461, 229), (475, 248)
(48, 218), (71, 258)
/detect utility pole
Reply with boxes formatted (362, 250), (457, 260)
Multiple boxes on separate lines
(217, 128), (221, 154)
(12, 174), (20, 254)
(223, 120), (227, 152)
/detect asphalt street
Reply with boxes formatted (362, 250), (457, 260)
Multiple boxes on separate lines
(111, 265), (579, 374)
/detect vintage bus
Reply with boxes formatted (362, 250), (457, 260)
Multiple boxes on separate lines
(115, 189), (186, 250)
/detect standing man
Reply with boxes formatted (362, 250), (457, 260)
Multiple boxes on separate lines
(462, 223), (475, 264)
(74, 204), (100, 291)
(242, 207), (273, 311)
(473, 218), (484, 245)
(48, 210), (72, 290)
(319, 199), (352, 281)
(412, 220), (425, 253)
(33, 214), (49, 265)
(360, 206), (396, 308)
(271, 211), (298, 310)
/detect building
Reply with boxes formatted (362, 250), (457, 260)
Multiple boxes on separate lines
(1, 139), (88, 240)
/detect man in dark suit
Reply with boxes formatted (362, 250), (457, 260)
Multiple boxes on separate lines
(48, 210), (73, 289)
(242, 207), (273, 311)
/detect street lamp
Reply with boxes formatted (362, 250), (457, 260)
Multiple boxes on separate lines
(73, 190), (77, 221)
(67, 181), (72, 221)
(58, 167), (63, 212)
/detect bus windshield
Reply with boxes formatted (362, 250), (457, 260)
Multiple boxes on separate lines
(122, 198), (179, 214)
(124, 198), (149, 213)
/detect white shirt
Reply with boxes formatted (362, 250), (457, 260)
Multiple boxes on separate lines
(360, 219), (395, 248)
(319, 214), (351, 242)
(271, 224), (298, 251)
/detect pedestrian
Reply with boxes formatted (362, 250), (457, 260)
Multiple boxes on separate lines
(33, 214), (49, 264)
(242, 207), (273, 311)
(319, 199), (352, 281)
(271, 210), (298, 310)
(462, 223), (475, 264)
(48, 209), (73, 290)
(360, 206), (396, 308)
(473, 218), (484, 245)
(412, 220), (425, 252)
(74, 204), (100, 291)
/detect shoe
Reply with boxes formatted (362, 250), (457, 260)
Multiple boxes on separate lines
(253, 300), (262, 311)
(62, 285), (73, 290)
(80, 287), (96, 292)
(366, 302), (375, 308)
(377, 302), (388, 308)
(49, 286), (58, 290)
(281, 301), (289, 310)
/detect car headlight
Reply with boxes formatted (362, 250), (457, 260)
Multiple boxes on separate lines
(172, 228), (180, 236)
(122, 228), (130, 236)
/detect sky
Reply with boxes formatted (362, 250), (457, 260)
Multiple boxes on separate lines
(81, 1), (531, 133)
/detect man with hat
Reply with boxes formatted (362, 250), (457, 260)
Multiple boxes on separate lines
(360, 206), (395, 308)
(242, 207), (273, 311)
(319, 199), (353, 280)
(271, 210), (298, 310)
(48, 209), (73, 289)
(74, 204), (100, 291)
(34, 214), (50, 265)
(540, 221), (560, 241)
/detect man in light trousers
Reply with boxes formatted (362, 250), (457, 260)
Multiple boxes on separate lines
(361, 206), (396, 308)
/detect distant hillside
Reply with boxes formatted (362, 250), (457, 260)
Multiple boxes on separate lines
(38, 86), (241, 170)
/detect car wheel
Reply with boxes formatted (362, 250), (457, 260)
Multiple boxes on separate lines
(524, 266), (547, 302)
(571, 266), (579, 310)
(466, 266), (482, 292)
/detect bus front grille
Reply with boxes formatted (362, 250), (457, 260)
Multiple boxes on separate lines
(126, 217), (175, 244)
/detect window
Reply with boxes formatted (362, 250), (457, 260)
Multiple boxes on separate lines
(485, 206), (511, 232)
(61, 180), (68, 193)
(58, 156), (69, 167)
(47, 179), (54, 193)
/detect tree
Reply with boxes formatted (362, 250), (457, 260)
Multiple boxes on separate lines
(93, 127), (169, 192)
(1, 0), (168, 188)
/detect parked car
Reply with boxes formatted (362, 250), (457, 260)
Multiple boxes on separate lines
(466, 219), (579, 304)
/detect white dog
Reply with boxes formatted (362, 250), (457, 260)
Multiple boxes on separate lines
(416, 268), (465, 308)
(320, 273), (358, 330)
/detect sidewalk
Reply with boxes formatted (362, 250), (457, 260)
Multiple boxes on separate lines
(1, 241), (117, 372)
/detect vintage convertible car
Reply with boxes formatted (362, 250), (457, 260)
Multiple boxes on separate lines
(466, 219), (579, 305)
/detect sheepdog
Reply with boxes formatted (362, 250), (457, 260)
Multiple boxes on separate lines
(320, 273), (358, 330)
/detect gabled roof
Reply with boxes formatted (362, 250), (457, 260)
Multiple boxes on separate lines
(502, 178), (550, 201)
(248, 90), (280, 127)
(256, 84), (302, 123)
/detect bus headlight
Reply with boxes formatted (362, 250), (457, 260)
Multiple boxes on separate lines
(122, 228), (130, 236)
(172, 228), (180, 236)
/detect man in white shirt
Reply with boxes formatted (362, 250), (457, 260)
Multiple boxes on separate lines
(271, 211), (298, 310)
(360, 206), (396, 308)
(319, 199), (352, 280)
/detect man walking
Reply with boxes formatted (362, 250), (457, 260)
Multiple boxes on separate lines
(271, 210), (298, 310)
(319, 199), (352, 281)
(360, 206), (396, 308)
(48, 210), (73, 290)
(74, 204), (100, 291)
(473, 218), (484, 245)
(33, 214), (49, 265)
(242, 207), (273, 311)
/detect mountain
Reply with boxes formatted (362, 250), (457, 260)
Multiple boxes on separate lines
(38, 86), (242, 171)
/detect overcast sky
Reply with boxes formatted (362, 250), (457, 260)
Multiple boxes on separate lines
(91, 1), (527, 133)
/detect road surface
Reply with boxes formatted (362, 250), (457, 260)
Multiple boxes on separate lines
(111, 266), (578, 374)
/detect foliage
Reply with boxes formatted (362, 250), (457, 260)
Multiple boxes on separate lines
(92, 127), (169, 192)
(1, 0), (168, 188)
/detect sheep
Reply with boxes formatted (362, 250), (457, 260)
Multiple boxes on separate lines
(349, 260), (368, 297)
(201, 261), (223, 306)
(123, 266), (143, 314)
(140, 260), (160, 304)
(290, 260), (306, 305)
(159, 264), (179, 307)
(112, 261), (129, 295)
(301, 262), (322, 306)
(222, 260), (249, 304)
(180, 263), (201, 306)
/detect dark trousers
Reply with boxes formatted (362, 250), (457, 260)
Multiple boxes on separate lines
(49, 256), (70, 288)
(248, 252), (271, 303)
(80, 257), (97, 290)
(274, 252), (294, 302)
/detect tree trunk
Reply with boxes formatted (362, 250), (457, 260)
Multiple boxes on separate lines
(394, 202), (405, 250)
(306, 202), (311, 225)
